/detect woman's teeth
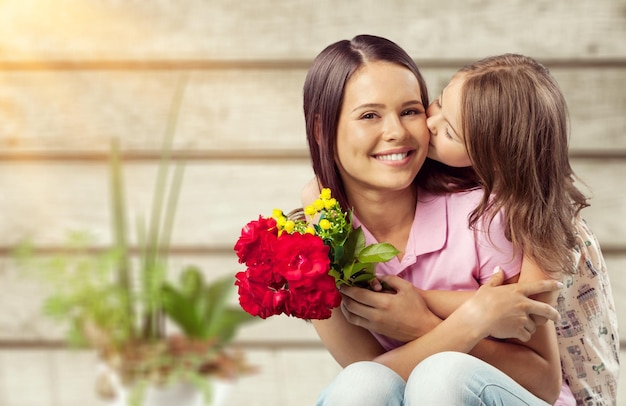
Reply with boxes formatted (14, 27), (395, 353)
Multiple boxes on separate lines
(376, 152), (409, 161)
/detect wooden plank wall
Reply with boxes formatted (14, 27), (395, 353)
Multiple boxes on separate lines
(0, 1), (625, 405)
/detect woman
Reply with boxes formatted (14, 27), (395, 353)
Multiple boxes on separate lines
(302, 35), (563, 405)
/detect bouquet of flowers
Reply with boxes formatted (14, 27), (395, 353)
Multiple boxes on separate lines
(234, 188), (399, 320)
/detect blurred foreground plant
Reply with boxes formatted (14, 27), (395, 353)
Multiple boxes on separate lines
(15, 77), (256, 406)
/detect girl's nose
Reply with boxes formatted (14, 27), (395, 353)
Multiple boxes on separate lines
(426, 103), (439, 135)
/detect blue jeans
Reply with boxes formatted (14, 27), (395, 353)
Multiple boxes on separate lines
(316, 352), (551, 406)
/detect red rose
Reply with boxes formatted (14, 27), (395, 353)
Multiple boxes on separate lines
(235, 271), (288, 319)
(234, 216), (278, 265)
(274, 232), (330, 284)
(246, 262), (285, 288)
(285, 273), (341, 319)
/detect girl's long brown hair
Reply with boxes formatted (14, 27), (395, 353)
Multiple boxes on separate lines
(458, 54), (588, 275)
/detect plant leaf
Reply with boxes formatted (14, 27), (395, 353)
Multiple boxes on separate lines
(357, 243), (399, 263)
(213, 308), (257, 343)
(342, 262), (376, 286)
(342, 227), (365, 261)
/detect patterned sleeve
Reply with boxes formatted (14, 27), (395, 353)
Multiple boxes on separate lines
(555, 216), (619, 405)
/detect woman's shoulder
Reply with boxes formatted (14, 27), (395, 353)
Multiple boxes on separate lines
(442, 187), (485, 209)
(301, 177), (321, 206)
(417, 187), (484, 210)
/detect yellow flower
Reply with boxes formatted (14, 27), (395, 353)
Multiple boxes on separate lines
(324, 198), (337, 210)
(276, 216), (286, 229)
(284, 220), (295, 233)
(319, 219), (331, 230)
(272, 209), (284, 219)
(304, 205), (317, 216)
(305, 226), (316, 235)
(320, 188), (332, 200)
(313, 199), (325, 211)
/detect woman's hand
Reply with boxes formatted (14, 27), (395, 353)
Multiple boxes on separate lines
(340, 268), (561, 343)
(339, 275), (440, 342)
(458, 268), (562, 342)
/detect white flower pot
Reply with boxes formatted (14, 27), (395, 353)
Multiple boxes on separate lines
(99, 363), (233, 406)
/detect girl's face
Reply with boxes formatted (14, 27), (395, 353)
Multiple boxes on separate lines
(335, 61), (429, 197)
(426, 74), (472, 168)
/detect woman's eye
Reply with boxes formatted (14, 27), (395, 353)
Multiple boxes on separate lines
(436, 98), (442, 108)
(402, 108), (423, 116)
(445, 128), (454, 139)
(361, 112), (376, 120)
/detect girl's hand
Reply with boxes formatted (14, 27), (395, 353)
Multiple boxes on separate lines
(458, 268), (562, 342)
(339, 275), (440, 342)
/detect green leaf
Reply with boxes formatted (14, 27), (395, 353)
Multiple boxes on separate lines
(161, 283), (204, 337)
(179, 266), (204, 298)
(328, 267), (343, 284)
(213, 308), (257, 343)
(332, 244), (344, 264)
(357, 243), (399, 263)
(343, 227), (365, 260)
(342, 262), (368, 280)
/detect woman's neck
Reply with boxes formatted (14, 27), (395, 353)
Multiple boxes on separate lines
(349, 186), (417, 258)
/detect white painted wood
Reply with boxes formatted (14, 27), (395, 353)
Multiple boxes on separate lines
(0, 68), (624, 152)
(0, 161), (313, 246)
(0, 0), (624, 60)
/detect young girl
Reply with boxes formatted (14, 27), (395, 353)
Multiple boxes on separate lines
(423, 53), (619, 405)
(341, 54), (619, 405)
(302, 35), (564, 406)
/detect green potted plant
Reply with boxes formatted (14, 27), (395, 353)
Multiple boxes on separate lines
(15, 79), (257, 405)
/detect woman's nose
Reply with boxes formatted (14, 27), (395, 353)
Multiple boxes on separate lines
(382, 115), (408, 141)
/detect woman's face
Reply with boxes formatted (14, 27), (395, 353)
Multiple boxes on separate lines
(426, 73), (472, 168)
(335, 61), (429, 197)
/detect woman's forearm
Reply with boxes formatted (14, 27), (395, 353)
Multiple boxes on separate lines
(312, 307), (385, 367)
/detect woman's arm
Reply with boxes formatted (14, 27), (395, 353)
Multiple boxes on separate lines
(301, 177), (385, 366)
(342, 269), (563, 404)
(369, 269), (560, 358)
(311, 307), (385, 367)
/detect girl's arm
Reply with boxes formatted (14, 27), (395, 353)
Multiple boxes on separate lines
(467, 257), (561, 404)
(420, 289), (477, 319)
(422, 259), (562, 402)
